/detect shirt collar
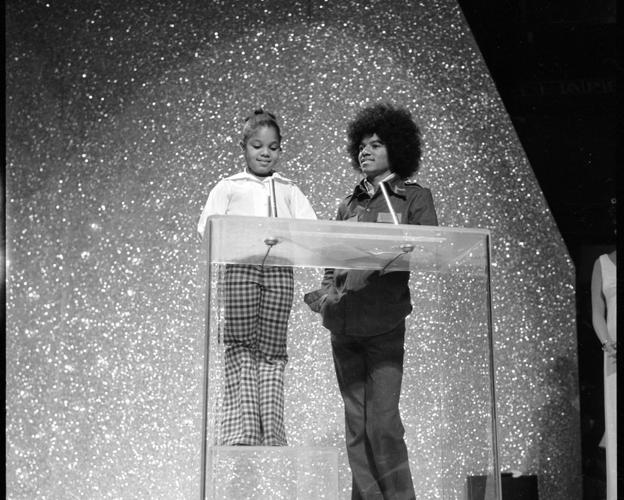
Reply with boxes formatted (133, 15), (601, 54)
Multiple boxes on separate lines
(237, 169), (287, 183)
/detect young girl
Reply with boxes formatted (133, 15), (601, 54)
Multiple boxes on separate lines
(197, 109), (317, 446)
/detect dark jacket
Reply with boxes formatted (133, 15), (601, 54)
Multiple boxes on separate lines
(311, 176), (437, 336)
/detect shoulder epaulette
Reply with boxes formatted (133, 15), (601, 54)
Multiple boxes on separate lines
(404, 179), (423, 187)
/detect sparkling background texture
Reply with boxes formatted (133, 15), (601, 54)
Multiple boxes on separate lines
(6, 1), (579, 499)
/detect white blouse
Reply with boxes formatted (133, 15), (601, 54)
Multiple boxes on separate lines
(197, 170), (317, 238)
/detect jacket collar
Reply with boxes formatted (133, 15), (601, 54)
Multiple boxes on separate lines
(354, 173), (407, 199)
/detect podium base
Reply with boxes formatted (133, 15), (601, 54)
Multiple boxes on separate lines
(466, 474), (538, 500)
(206, 445), (339, 500)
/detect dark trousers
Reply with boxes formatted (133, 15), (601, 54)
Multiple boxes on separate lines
(331, 322), (416, 500)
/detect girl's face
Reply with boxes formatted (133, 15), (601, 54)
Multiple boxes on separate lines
(242, 125), (281, 177)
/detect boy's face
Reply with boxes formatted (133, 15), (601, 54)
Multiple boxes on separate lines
(358, 133), (390, 180)
(242, 125), (281, 177)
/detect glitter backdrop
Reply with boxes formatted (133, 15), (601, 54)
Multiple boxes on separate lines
(6, 1), (579, 499)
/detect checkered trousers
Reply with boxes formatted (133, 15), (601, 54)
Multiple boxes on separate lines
(218, 264), (294, 446)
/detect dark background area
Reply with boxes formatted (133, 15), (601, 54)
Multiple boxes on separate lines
(455, 1), (617, 498)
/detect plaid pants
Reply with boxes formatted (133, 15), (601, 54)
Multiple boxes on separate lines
(219, 264), (294, 446)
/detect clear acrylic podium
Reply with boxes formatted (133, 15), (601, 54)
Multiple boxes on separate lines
(200, 215), (500, 500)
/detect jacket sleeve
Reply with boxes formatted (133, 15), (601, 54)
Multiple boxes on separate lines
(407, 187), (438, 226)
(290, 184), (318, 220)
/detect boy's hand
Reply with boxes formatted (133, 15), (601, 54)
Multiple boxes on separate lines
(303, 289), (327, 313)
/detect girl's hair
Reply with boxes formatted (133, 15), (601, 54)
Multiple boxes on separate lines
(241, 109), (282, 145)
(346, 102), (422, 179)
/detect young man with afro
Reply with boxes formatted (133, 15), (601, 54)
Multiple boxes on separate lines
(306, 102), (437, 500)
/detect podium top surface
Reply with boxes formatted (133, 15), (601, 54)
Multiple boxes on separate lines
(204, 215), (490, 273)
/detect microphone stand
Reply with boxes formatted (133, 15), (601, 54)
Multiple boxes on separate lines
(378, 174), (414, 273)
(263, 175), (279, 266)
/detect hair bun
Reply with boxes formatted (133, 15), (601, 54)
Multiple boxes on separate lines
(245, 109), (277, 122)
(241, 109), (282, 144)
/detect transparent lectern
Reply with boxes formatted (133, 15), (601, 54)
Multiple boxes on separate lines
(200, 215), (500, 500)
